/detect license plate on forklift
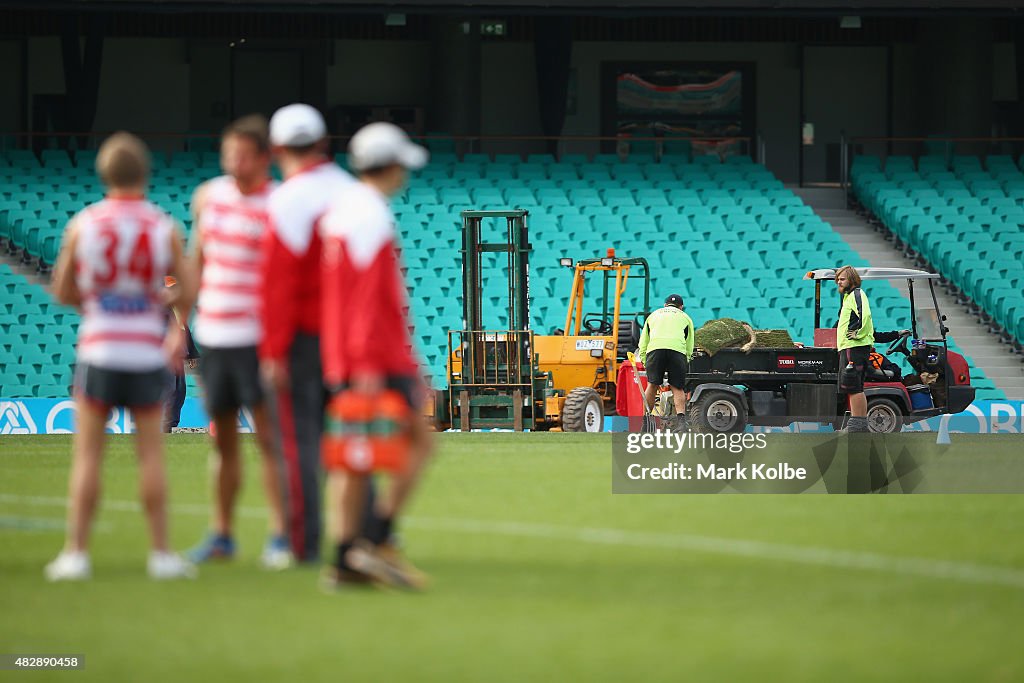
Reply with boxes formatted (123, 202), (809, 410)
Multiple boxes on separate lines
(575, 339), (605, 351)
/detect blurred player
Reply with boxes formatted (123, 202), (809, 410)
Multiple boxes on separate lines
(46, 132), (197, 581)
(319, 122), (433, 590)
(162, 276), (200, 433)
(186, 115), (292, 569)
(260, 104), (355, 562)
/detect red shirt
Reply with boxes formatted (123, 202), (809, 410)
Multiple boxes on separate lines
(319, 182), (419, 383)
(259, 161), (354, 361)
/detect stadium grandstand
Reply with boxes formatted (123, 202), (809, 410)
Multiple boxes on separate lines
(851, 151), (1024, 395)
(0, 2), (1022, 405)
(5, 2), (1024, 682)
(4, 147), (1017, 400)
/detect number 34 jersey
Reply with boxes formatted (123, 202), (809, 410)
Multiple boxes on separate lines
(74, 197), (175, 372)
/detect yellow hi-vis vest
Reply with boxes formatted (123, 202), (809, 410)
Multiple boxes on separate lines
(638, 306), (694, 363)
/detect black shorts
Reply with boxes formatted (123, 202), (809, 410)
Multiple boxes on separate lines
(74, 363), (168, 411)
(838, 345), (871, 394)
(200, 345), (264, 416)
(332, 375), (423, 410)
(644, 349), (689, 389)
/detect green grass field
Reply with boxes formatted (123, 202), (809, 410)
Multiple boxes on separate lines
(2, 433), (1023, 682)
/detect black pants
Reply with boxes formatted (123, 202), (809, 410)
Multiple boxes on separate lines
(268, 333), (382, 561)
(163, 371), (186, 432)
(267, 333), (325, 562)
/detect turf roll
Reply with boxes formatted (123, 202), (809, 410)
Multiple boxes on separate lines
(694, 318), (796, 355)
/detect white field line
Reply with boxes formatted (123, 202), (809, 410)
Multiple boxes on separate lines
(0, 515), (112, 533)
(2, 493), (1023, 590)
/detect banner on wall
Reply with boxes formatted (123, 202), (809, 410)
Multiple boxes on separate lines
(0, 398), (253, 435)
(1, 398), (1024, 435)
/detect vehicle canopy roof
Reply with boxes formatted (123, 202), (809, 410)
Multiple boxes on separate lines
(803, 267), (939, 282)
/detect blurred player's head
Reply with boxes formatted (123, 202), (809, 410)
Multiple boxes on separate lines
(348, 122), (428, 196)
(221, 114), (271, 189)
(835, 265), (861, 294)
(96, 132), (150, 193)
(269, 104), (328, 176)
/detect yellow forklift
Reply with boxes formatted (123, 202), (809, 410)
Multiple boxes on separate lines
(440, 209), (651, 432)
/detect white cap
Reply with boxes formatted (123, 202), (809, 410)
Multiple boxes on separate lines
(269, 104), (326, 147)
(348, 122), (428, 172)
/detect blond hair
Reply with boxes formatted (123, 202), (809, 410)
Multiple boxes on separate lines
(835, 265), (862, 289)
(223, 114), (270, 153)
(96, 132), (150, 189)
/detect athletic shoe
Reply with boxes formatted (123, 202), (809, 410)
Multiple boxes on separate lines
(187, 533), (235, 563)
(377, 542), (430, 590)
(44, 551), (91, 582)
(318, 566), (374, 594)
(260, 536), (294, 571)
(147, 551), (198, 580)
(347, 540), (429, 591)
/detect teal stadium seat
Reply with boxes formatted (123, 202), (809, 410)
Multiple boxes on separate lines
(854, 153), (1019, 394)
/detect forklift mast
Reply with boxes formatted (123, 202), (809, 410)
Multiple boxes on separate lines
(447, 210), (543, 431)
(461, 210), (531, 333)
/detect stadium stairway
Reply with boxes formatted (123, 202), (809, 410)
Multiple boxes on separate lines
(0, 245), (48, 288)
(794, 187), (1024, 400)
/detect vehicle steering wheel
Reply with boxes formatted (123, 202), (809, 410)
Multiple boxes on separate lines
(583, 316), (614, 335)
(887, 331), (912, 356)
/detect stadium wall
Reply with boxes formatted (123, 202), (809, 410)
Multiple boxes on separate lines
(0, 40), (21, 133)
(95, 39), (189, 136)
(0, 22), (1012, 179)
(481, 42), (545, 147)
(327, 40), (432, 110)
(26, 37), (62, 125)
(188, 41), (232, 138)
(22, 38), (188, 139)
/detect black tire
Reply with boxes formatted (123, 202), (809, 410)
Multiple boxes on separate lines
(562, 387), (604, 433)
(866, 397), (904, 433)
(688, 389), (747, 433)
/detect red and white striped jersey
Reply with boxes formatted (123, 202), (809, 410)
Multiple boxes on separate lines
(194, 175), (275, 348)
(74, 197), (175, 372)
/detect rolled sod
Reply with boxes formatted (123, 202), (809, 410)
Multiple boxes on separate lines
(694, 318), (796, 355)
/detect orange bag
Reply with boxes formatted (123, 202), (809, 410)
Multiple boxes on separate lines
(868, 352), (886, 371)
(322, 389), (411, 474)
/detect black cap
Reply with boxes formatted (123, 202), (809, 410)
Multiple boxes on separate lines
(665, 294), (684, 308)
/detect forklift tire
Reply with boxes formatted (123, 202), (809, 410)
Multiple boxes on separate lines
(563, 387), (604, 433)
(866, 397), (904, 433)
(688, 390), (747, 434)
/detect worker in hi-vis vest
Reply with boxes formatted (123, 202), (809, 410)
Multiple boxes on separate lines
(835, 265), (874, 433)
(638, 294), (695, 433)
